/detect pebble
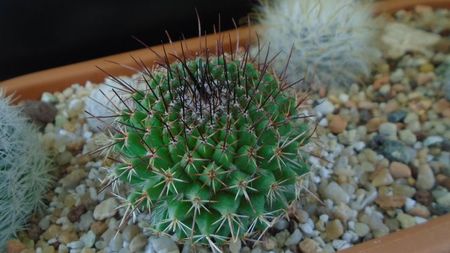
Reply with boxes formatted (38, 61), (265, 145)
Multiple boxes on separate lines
(375, 195), (406, 209)
(379, 122), (398, 140)
(314, 99), (335, 115)
(328, 115), (348, 134)
(298, 238), (321, 253)
(371, 168), (394, 187)
(397, 213), (416, 229)
(229, 239), (241, 253)
(129, 235), (147, 252)
(387, 110), (407, 123)
(324, 182), (350, 204)
(93, 198), (118, 220)
(147, 236), (180, 253)
(108, 234), (123, 252)
(285, 229), (302, 246)
(424, 136), (444, 147)
(389, 162), (412, 178)
(379, 140), (415, 164)
(416, 164), (436, 190)
(399, 129), (417, 146)
(21, 101), (58, 125)
(325, 220), (344, 240)
(60, 170), (87, 188)
(80, 231), (96, 248)
(437, 193), (450, 208)
(354, 223), (370, 237)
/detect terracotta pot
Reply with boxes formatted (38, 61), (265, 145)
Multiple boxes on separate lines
(1, 1), (450, 252)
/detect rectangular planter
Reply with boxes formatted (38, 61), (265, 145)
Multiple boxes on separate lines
(1, 1), (450, 252)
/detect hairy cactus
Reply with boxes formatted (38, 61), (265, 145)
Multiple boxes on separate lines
(255, 0), (380, 87)
(0, 93), (52, 249)
(98, 41), (312, 248)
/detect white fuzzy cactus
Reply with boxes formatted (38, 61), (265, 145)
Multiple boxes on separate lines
(0, 92), (52, 249)
(255, 0), (380, 87)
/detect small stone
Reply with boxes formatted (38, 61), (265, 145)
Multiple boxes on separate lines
(379, 140), (415, 164)
(399, 129), (417, 146)
(38, 215), (51, 230)
(328, 115), (348, 134)
(388, 110), (407, 123)
(91, 221), (107, 235)
(43, 225), (61, 240)
(129, 235), (147, 253)
(375, 195), (406, 209)
(389, 162), (412, 178)
(332, 239), (352, 251)
(314, 99), (335, 115)
(108, 234), (123, 252)
(285, 229), (302, 246)
(371, 168), (394, 187)
(273, 218), (288, 231)
(68, 205), (87, 223)
(122, 225), (140, 241)
(60, 170), (87, 188)
(298, 238), (321, 253)
(325, 219), (344, 240)
(416, 164), (436, 190)
(93, 198), (118, 220)
(379, 122), (397, 140)
(408, 204), (431, 218)
(59, 230), (79, 244)
(147, 236), (179, 253)
(80, 248), (96, 253)
(354, 223), (370, 237)
(397, 213), (416, 229)
(324, 182), (350, 204)
(367, 117), (385, 132)
(21, 100), (58, 125)
(437, 193), (450, 208)
(229, 239), (241, 253)
(80, 231), (96, 248)
(7, 240), (26, 253)
(415, 190), (433, 206)
(420, 63), (434, 73)
(79, 211), (94, 231)
(424, 136), (444, 147)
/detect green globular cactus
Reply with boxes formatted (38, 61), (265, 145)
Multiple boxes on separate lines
(103, 43), (311, 248)
(0, 92), (52, 250)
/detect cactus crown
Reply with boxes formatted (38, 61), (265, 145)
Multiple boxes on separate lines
(256, 0), (380, 87)
(99, 37), (311, 248)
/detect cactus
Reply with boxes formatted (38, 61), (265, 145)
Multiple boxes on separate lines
(0, 92), (52, 249)
(255, 0), (380, 87)
(98, 40), (312, 249)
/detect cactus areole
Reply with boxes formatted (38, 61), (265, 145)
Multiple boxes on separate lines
(106, 39), (311, 247)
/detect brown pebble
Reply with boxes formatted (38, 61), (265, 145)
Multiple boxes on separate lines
(58, 230), (78, 244)
(373, 75), (390, 90)
(408, 206), (431, 218)
(6, 240), (27, 253)
(20, 101), (57, 125)
(367, 117), (385, 132)
(389, 162), (412, 179)
(328, 115), (348, 134)
(437, 175), (450, 190)
(91, 221), (108, 235)
(415, 191), (433, 206)
(67, 205), (87, 223)
(375, 195), (406, 209)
